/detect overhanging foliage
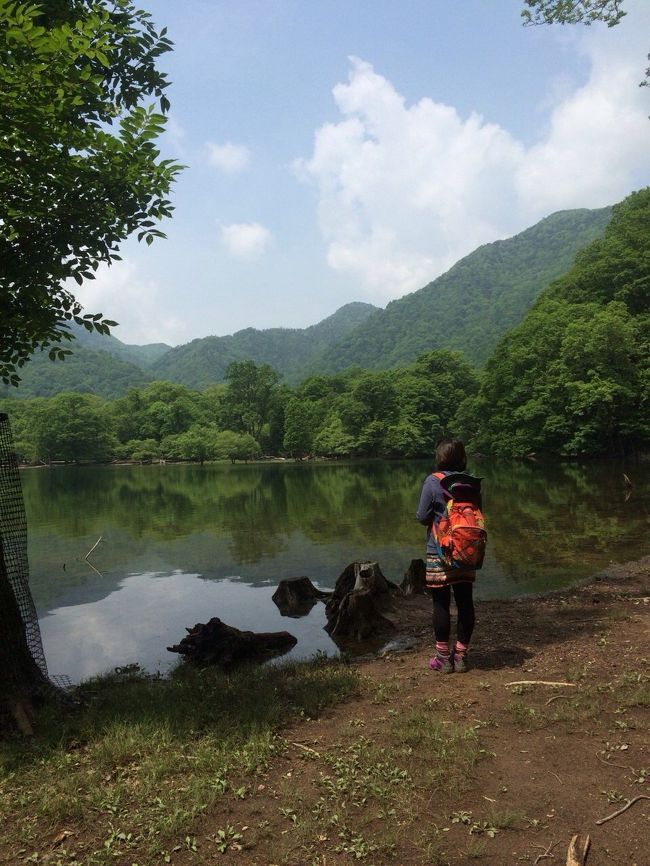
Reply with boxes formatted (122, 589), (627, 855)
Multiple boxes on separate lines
(0, 0), (182, 384)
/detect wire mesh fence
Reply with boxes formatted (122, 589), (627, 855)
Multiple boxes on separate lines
(0, 412), (49, 680)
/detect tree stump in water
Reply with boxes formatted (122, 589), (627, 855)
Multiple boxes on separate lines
(272, 576), (331, 617)
(325, 561), (400, 641)
(167, 618), (297, 667)
(400, 558), (427, 595)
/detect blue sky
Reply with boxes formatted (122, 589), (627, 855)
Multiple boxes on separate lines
(76, 0), (650, 346)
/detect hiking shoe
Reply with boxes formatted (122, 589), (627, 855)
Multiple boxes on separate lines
(429, 654), (453, 673)
(452, 652), (469, 674)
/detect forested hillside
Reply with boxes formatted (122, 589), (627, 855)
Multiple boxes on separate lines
(314, 206), (612, 373)
(4, 207), (613, 400)
(465, 188), (650, 457)
(4, 304), (377, 399)
(0, 351), (479, 463)
(68, 323), (172, 368)
(0, 346), (153, 399)
(0, 323), (170, 400)
(149, 302), (378, 388)
(4, 176), (648, 470)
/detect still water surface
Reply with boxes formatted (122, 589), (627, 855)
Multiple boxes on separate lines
(22, 459), (649, 682)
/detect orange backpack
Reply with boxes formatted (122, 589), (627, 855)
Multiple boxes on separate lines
(432, 471), (487, 570)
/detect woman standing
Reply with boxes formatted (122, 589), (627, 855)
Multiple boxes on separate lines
(416, 438), (480, 673)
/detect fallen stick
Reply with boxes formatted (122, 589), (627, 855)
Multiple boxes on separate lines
(566, 834), (590, 866)
(546, 694), (569, 705)
(292, 742), (322, 758)
(595, 753), (632, 772)
(506, 681), (576, 688)
(595, 795), (650, 826)
(85, 559), (102, 577)
(85, 535), (103, 561)
(533, 840), (559, 865)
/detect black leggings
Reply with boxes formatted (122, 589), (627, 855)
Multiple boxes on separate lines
(431, 582), (475, 645)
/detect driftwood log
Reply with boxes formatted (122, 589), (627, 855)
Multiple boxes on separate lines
(566, 834), (590, 866)
(272, 576), (331, 617)
(167, 617), (297, 667)
(325, 561), (400, 641)
(400, 558), (426, 594)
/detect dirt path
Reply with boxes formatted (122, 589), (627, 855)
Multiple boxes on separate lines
(183, 559), (650, 866)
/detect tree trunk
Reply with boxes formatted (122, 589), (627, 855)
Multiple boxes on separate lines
(400, 558), (427, 594)
(167, 617), (297, 667)
(0, 539), (51, 734)
(325, 561), (400, 641)
(272, 577), (331, 617)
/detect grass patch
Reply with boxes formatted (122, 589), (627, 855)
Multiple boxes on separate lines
(368, 676), (402, 705)
(397, 710), (481, 791)
(616, 670), (650, 708)
(506, 669), (650, 734)
(263, 703), (483, 864)
(0, 656), (358, 864)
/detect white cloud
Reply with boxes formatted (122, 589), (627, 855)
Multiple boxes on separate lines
(220, 222), (272, 258)
(298, 9), (650, 301)
(163, 115), (187, 158)
(516, 17), (650, 212)
(206, 141), (251, 174)
(72, 260), (185, 346)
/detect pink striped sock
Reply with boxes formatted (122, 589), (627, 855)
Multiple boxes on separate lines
(435, 641), (450, 657)
(455, 641), (469, 656)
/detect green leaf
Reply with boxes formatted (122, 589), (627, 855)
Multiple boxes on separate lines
(1, 0), (183, 382)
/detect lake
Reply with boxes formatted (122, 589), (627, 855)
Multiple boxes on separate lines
(21, 458), (650, 682)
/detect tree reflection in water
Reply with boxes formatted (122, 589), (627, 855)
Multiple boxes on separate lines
(22, 458), (650, 611)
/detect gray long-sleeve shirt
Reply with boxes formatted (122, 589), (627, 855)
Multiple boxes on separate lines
(416, 471), (450, 554)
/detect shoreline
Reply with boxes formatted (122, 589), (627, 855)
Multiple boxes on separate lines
(366, 552), (650, 659)
(322, 552), (650, 652)
(17, 450), (650, 469)
(1, 556), (648, 865)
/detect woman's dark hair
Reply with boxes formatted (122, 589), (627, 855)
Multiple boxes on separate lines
(435, 438), (467, 471)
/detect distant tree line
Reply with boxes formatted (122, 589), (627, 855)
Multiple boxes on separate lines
(0, 350), (478, 464)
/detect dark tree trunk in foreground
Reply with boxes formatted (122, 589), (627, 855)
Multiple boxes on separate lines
(325, 561), (401, 641)
(0, 539), (51, 734)
(168, 617), (297, 667)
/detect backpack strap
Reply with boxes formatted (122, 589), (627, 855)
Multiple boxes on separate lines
(431, 471), (452, 505)
(429, 471), (450, 559)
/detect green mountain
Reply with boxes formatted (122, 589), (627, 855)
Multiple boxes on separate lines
(470, 187), (650, 457)
(4, 323), (170, 400)
(5, 346), (153, 399)
(313, 206), (613, 373)
(67, 323), (172, 368)
(150, 301), (379, 388)
(4, 303), (378, 398)
(4, 206), (614, 399)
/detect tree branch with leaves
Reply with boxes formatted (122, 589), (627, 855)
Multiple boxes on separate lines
(522, 0), (648, 87)
(0, 0), (183, 384)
